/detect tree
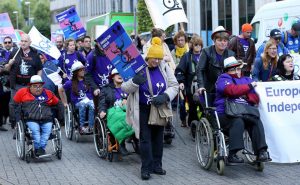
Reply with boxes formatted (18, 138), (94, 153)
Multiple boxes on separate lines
(0, 1), (25, 30)
(137, 0), (153, 33)
(137, 0), (174, 35)
(32, 2), (51, 38)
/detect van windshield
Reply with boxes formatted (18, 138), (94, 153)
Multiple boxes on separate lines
(251, 22), (260, 44)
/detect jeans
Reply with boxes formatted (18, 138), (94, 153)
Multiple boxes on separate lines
(26, 122), (53, 150)
(75, 100), (95, 127)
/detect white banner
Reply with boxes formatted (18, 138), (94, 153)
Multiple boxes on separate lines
(28, 26), (61, 60)
(144, 0), (188, 30)
(256, 81), (300, 163)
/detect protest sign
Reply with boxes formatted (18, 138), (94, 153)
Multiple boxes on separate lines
(96, 21), (147, 81)
(144, 0), (188, 30)
(56, 7), (86, 40)
(0, 13), (18, 42)
(255, 81), (300, 163)
(28, 26), (61, 60)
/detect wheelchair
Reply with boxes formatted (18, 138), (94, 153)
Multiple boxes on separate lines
(93, 115), (139, 162)
(194, 91), (265, 175)
(15, 118), (62, 163)
(64, 95), (94, 142)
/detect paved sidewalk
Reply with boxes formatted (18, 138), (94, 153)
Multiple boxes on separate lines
(0, 122), (300, 185)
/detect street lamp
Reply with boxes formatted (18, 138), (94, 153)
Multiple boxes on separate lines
(13, 11), (19, 30)
(25, 1), (31, 26)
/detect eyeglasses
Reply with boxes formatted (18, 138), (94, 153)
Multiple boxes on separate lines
(194, 44), (201, 47)
(228, 67), (242, 72)
(31, 84), (43, 89)
(4, 41), (12, 44)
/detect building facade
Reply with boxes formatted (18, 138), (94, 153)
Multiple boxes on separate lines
(50, 0), (278, 46)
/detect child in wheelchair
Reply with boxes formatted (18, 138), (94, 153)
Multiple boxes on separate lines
(13, 75), (62, 156)
(59, 62), (94, 134)
(214, 57), (271, 164)
(98, 68), (136, 156)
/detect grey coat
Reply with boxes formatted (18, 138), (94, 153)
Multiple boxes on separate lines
(121, 61), (179, 139)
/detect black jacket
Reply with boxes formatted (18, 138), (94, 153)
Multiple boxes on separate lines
(196, 46), (235, 93)
(98, 83), (126, 113)
(175, 51), (198, 95)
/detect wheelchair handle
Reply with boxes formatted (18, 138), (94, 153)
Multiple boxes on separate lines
(203, 90), (208, 108)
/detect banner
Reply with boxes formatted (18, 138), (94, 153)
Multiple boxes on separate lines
(255, 81), (300, 163)
(28, 26), (61, 60)
(56, 7), (86, 40)
(0, 13), (18, 42)
(96, 21), (147, 81)
(144, 0), (188, 30)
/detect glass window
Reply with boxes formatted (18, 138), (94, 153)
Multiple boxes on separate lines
(251, 21), (260, 44)
(200, 0), (212, 47)
(239, 0), (255, 28)
(218, 0), (232, 33)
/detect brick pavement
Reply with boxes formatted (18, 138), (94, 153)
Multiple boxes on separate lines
(0, 122), (300, 185)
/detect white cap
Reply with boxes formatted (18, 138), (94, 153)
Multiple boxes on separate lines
(29, 75), (44, 85)
(111, 68), (119, 76)
(71, 62), (85, 73)
(224, 56), (245, 69)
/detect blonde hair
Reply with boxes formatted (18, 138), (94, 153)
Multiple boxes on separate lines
(262, 40), (278, 70)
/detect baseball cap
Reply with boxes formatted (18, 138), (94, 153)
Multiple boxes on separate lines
(270, 29), (282, 39)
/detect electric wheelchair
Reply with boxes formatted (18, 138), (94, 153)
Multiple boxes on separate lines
(194, 91), (265, 175)
(16, 116), (62, 163)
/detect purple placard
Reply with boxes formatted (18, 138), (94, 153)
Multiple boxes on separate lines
(96, 21), (147, 81)
(56, 7), (86, 40)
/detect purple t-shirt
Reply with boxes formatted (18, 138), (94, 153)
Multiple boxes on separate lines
(193, 53), (200, 63)
(139, 67), (166, 105)
(239, 38), (250, 55)
(86, 51), (114, 88)
(216, 53), (222, 62)
(115, 87), (128, 101)
(59, 51), (86, 77)
(63, 80), (93, 105)
(34, 91), (48, 102)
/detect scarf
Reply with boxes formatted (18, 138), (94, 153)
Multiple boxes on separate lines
(175, 43), (189, 58)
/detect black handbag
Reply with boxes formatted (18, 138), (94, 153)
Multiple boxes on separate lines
(224, 76), (260, 118)
(225, 99), (260, 118)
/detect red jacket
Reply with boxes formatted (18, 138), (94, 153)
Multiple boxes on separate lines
(14, 87), (59, 123)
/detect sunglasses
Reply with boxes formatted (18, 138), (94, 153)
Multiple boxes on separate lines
(31, 84), (43, 89)
(4, 41), (12, 44)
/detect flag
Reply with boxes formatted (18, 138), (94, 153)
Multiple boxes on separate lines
(0, 13), (18, 42)
(144, 0), (188, 30)
(28, 26), (61, 60)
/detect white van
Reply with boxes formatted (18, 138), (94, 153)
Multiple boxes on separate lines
(251, 0), (300, 48)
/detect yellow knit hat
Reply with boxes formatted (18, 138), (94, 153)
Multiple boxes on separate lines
(146, 37), (164, 59)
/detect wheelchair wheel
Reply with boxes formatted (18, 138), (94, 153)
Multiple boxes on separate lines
(217, 159), (225, 175)
(64, 104), (74, 140)
(195, 118), (214, 170)
(16, 121), (25, 160)
(243, 130), (256, 163)
(93, 117), (107, 158)
(53, 118), (62, 159)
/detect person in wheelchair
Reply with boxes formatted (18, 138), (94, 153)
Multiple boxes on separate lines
(13, 75), (60, 156)
(215, 56), (271, 164)
(59, 62), (95, 134)
(98, 68), (134, 156)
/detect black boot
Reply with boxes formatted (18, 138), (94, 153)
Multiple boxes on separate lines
(119, 142), (129, 156)
(228, 150), (244, 164)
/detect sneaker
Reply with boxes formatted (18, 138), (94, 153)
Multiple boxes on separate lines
(152, 168), (166, 175)
(227, 154), (244, 164)
(36, 148), (46, 156)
